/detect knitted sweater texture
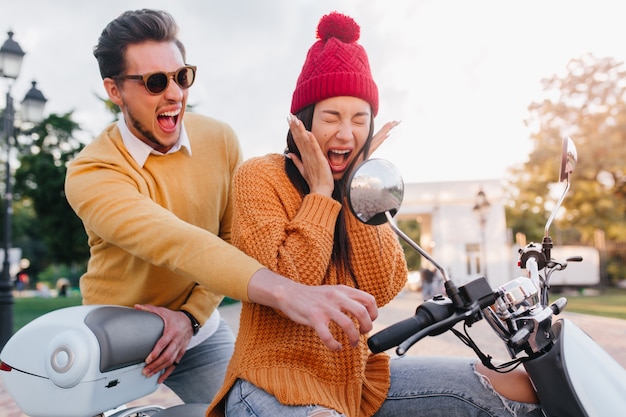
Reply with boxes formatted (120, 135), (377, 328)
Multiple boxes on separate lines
(64, 113), (263, 323)
(206, 153), (408, 417)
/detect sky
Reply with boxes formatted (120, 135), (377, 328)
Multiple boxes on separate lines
(2, 0), (626, 183)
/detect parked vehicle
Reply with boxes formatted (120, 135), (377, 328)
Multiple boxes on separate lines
(346, 137), (626, 417)
(546, 245), (601, 290)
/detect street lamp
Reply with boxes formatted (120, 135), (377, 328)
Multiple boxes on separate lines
(473, 188), (490, 278)
(0, 30), (47, 349)
(22, 81), (47, 124)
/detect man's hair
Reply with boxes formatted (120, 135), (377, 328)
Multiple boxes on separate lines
(93, 9), (186, 79)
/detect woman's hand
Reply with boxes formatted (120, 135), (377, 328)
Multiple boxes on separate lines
(286, 114), (334, 197)
(369, 120), (401, 156)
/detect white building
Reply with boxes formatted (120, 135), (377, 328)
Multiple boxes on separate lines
(397, 179), (515, 288)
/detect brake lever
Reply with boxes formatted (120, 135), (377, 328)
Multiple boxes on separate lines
(397, 303), (482, 355)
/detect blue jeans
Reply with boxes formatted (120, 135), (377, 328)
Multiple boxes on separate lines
(225, 356), (543, 417)
(164, 318), (235, 403)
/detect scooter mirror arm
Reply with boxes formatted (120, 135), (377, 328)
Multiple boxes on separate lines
(542, 176), (570, 263)
(386, 212), (446, 277)
(544, 179), (569, 239)
(385, 211), (465, 308)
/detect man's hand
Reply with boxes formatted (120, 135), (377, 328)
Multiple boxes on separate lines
(135, 304), (193, 383)
(248, 269), (378, 351)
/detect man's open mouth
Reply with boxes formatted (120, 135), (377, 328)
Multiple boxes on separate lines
(157, 110), (180, 130)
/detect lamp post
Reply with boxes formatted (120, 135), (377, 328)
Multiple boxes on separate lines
(473, 188), (490, 278)
(0, 30), (47, 349)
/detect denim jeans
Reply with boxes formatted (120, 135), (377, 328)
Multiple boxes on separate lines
(163, 317), (235, 403)
(225, 356), (543, 417)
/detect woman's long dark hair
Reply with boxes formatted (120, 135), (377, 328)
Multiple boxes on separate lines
(285, 104), (375, 287)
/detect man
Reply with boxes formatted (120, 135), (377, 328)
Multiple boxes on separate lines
(65, 9), (377, 404)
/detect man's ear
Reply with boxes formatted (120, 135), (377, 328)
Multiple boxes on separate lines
(103, 78), (123, 107)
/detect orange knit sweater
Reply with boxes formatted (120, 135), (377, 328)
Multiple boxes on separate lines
(206, 153), (408, 417)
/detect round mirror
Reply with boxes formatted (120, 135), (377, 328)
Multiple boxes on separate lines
(347, 158), (404, 225)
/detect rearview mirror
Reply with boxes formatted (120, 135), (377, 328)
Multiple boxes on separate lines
(559, 136), (577, 182)
(347, 158), (404, 225)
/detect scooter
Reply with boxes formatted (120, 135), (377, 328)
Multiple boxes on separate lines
(0, 304), (208, 416)
(3, 137), (625, 417)
(346, 136), (626, 417)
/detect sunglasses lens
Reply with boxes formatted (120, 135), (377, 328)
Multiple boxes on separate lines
(146, 73), (169, 94)
(139, 66), (195, 94)
(176, 67), (195, 89)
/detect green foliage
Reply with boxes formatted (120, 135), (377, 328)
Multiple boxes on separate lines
(37, 262), (85, 289)
(506, 54), (626, 283)
(8, 112), (89, 280)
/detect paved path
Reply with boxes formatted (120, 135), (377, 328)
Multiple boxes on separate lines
(2, 289), (625, 416)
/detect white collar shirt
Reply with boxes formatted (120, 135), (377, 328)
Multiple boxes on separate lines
(117, 114), (192, 167)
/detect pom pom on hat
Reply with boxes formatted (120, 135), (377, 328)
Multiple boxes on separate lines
(291, 11), (379, 116)
(316, 12), (360, 44)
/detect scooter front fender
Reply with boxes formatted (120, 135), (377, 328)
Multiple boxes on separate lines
(524, 318), (626, 417)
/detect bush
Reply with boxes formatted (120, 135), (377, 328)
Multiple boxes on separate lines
(37, 263), (85, 289)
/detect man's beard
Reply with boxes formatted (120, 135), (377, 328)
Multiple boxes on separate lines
(126, 107), (173, 152)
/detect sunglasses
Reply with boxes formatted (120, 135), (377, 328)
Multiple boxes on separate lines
(113, 65), (197, 95)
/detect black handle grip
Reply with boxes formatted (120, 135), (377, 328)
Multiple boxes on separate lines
(368, 298), (454, 354)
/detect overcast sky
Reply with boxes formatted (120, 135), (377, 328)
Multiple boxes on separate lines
(2, 0), (626, 183)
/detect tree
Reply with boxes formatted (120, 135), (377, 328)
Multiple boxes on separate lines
(507, 54), (626, 283)
(12, 112), (88, 271)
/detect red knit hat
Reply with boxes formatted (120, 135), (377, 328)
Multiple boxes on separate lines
(290, 12), (379, 116)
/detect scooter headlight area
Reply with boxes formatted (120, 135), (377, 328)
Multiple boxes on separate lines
(0, 305), (164, 417)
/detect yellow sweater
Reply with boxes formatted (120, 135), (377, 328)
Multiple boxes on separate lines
(64, 113), (264, 323)
(206, 154), (408, 417)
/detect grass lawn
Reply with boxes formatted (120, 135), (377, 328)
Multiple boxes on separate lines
(13, 294), (83, 330)
(553, 287), (626, 320)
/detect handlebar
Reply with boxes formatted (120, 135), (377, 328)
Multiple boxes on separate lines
(369, 276), (497, 355)
(368, 298), (455, 354)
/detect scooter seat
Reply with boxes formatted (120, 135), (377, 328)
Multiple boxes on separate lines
(84, 306), (163, 372)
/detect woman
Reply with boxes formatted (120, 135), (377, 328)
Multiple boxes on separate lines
(206, 12), (542, 417)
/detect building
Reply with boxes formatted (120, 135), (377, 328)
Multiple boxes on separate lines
(397, 178), (515, 288)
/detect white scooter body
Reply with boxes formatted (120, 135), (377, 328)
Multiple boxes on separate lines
(525, 318), (626, 417)
(0, 305), (164, 417)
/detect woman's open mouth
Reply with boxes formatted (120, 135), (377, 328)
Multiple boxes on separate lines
(328, 149), (352, 173)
